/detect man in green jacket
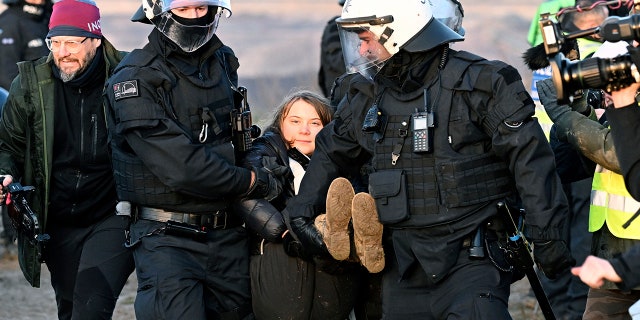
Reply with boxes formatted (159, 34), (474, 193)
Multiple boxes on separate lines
(0, 1), (134, 319)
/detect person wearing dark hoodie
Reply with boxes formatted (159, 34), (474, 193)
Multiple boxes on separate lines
(0, 1), (135, 319)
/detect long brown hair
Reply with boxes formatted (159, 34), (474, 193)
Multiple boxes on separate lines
(267, 89), (333, 147)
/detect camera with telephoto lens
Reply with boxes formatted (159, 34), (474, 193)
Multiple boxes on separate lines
(539, 10), (640, 103)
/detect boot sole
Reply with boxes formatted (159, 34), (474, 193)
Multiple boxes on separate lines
(352, 192), (385, 273)
(325, 177), (354, 260)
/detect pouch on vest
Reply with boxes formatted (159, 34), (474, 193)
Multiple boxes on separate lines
(369, 170), (409, 224)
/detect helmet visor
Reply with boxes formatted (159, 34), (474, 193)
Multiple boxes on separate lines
(338, 23), (392, 82)
(154, 11), (221, 52)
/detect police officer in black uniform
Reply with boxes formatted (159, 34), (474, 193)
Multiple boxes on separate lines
(0, 0), (51, 90)
(317, 0), (346, 99)
(105, 1), (283, 319)
(285, 0), (575, 318)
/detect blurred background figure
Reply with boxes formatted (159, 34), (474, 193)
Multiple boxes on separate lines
(317, 0), (345, 99)
(0, 0), (52, 90)
(0, 85), (9, 260)
(527, 0), (575, 48)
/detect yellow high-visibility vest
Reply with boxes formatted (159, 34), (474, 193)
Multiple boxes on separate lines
(590, 165), (640, 239)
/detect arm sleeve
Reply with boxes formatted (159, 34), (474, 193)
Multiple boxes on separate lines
(0, 77), (29, 177)
(487, 64), (569, 239)
(607, 105), (640, 201)
(610, 244), (640, 290)
(553, 109), (620, 173)
(549, 124), (595, 184)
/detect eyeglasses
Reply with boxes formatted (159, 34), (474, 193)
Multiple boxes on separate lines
(45, 37), (89, 54)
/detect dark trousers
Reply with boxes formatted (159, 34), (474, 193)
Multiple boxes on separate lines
(353, 272), (383, 320)
(1, 206), (17, 242)
(130, 219), (253, 320)
(583, 289), (640, 320)
(44, 214), (134, 320)
(250, 241), (362, 320)
(381, 244), (513, 320)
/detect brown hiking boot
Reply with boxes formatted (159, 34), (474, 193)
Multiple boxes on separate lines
(352, 192), (385, 273)
(314, 213), (328, 240)
(322, 177), (355, 260)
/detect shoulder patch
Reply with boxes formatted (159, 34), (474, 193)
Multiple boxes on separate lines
(112, 80), (139, 101)
(497, 65), (521, 85)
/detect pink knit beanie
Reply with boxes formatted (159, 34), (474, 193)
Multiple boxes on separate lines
(47, 0), (102, 38)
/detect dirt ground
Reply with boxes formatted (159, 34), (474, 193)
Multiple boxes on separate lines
(0, 0), (552, 319)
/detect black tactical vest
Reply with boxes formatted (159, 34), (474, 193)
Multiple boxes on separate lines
(110, 48), (237, 213)
(368, 51), (515, 228)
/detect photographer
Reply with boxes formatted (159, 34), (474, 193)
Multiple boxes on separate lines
(571, 76), (640, 294)
(539, 39), (640, 318)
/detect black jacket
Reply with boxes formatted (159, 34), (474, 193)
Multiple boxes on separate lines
(105, 29), (252, 212)
(607, 104), (640, 201)
(235, 130), (293, 243)
(0, 5), (49, 90)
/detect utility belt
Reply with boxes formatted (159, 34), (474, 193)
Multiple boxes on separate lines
(125, 206), (243, 245)
(137, 206), (243, 237)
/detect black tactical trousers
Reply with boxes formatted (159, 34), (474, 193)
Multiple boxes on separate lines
(45, 214), (134, 320)
(130, 219), (253, 320)
(381, 242), (513, 320)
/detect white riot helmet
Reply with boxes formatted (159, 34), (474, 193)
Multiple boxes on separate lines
(132, 0), (232, 52)
(337, 0), (463, 81)
(432, 0), (465, 36)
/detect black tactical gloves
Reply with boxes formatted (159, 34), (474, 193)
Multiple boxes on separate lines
(282, 231), (310, 260)
(537, 78), (591, 122)
(245, 157), (289, 201)
(537, 78), (573, 123)
(287, 216), (328, 258)
(533, 239), (576, 279)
